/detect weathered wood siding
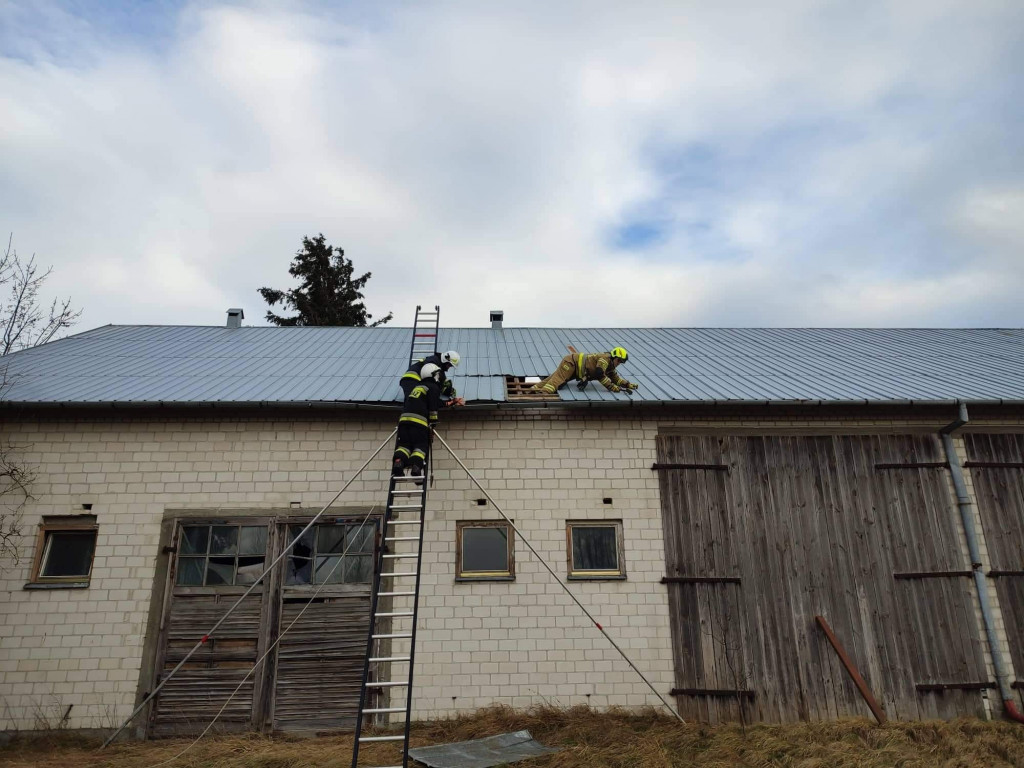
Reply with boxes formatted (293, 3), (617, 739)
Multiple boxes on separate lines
(270, 594), (372, 732)
(964, 433), (1024, 685)
(657, 433), (989, 724)
(150, 592), (265, 736)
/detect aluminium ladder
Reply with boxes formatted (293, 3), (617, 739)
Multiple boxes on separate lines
(351, 305), (439, 768)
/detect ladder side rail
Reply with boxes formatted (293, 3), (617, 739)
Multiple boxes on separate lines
(407, 305), (423, 367)
(400, 451), (431, 766)
(351, 483), (399, 767)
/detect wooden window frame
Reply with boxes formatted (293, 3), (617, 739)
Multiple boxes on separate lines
(566, 520), (626, 580)
(282, 519), (377, 588)
(456, 520), (515, 581)
(26, 516), (99, 589)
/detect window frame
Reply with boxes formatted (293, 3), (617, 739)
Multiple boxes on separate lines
(173, 522), (271, 588)
(27, 516), (99, 589)
(565, 520), (626, 580)
(283, 519), (377, 588)
(456, 520), (515, 582)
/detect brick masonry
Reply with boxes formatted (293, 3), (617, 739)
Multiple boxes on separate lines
(0, 408), (1021, 730)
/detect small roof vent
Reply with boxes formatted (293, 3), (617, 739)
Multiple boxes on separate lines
(226, 308), (244, 328)
(490, 310), (503, 329)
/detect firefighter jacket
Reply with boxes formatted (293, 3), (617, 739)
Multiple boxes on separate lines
(399, 379), (443, 428)
(401, 353), (456, 398)
(576, 353), (632, 392)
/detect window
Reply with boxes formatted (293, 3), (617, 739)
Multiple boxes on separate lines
(566, 521), (625, 580)
(285, 522), (375, 586)
(456, 521), (514, 580)
(175, 524), (268, 586)
(28, 516), (98, 587)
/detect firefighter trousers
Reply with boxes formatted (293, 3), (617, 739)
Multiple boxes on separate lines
(531, 354), (576, 394)
(393, 421), (430, 475)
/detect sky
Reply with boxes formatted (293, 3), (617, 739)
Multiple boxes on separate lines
(1, 0), (1023, 331)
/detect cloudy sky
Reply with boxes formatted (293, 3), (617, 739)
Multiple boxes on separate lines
(2, 0), (1022, 331)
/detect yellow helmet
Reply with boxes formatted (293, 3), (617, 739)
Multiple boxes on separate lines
(610, 346), (628, 362)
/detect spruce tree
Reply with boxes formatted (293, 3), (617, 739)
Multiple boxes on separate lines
(258, 234), (393, 327)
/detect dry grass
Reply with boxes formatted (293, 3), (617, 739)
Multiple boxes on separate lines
(3, 706), (1024, 768)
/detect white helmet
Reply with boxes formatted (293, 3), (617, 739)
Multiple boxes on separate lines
(420, 363), (442, 382)
(441, 350), (461, 367)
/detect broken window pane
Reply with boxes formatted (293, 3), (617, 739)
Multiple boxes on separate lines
(39, 531), (97, 578)
(571, 526), (618, 572)
(462, 527), (509, 573)
(176, 556), (205, 586)
(286, 557), (312, 585)
(236, 556), (265, 585)
(210, 526), (238, 555)
(180, 526), (209, 555)
(206, 556), (235, 586)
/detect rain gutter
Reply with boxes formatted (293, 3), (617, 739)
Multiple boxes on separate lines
(940, 402), (1024, 724)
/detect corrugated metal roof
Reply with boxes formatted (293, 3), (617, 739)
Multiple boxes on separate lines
(2, 324), (1024, 406)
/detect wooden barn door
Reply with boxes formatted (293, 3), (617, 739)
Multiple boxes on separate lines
(266, 519), (376, 733)
(149, 515), (378, 736)
(149, 520), (274, 737)
(657, 433), (989, 724)
(964, 433), (1024, 705)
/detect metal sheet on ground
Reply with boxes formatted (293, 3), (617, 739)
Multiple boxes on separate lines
(407, 730), (559, 768)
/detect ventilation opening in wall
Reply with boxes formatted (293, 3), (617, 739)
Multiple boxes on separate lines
(505, 375), (559, 401)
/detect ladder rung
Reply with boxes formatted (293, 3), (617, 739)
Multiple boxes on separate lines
(391, 489), (424, 495)
(378, 591), (415, 596)
(369, 656), (411, 663)
(391, 477), (424, 483)
(366, 680), (410, 688)
(389, 504), (422, 510)
(380, 571), (417, 577)
(385, 536), (421, 542)
(371, 633), (412, 639)
(359, 735), (405, 742)
(383, 553), (419, 560)
(362, 707), (407, 714)
(388, 520), (421, 526)
(376, 611), (414, 618)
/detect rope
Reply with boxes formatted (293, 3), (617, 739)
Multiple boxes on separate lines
(432, 429), (685, 724)
(100, 427), (398, 749)
(148, 498), (384, 767)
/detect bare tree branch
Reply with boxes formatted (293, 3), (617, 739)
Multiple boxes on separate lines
(0, 234), (81, 567)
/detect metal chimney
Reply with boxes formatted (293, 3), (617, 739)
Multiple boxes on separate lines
(226, 308), (244, 328)
(490, 310), (504, 329)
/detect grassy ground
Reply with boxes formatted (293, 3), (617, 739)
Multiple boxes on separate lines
(3, 706), (1024, 768)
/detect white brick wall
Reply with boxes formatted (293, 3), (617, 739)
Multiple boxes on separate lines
(1, 410), (1022, 730)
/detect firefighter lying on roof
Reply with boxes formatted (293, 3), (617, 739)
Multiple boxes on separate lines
(531, 346), (639, 395)
(400, 350), (465, 406)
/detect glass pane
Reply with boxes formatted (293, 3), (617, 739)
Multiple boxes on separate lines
(315, 555), (344, 584)
(462, 527), (509, 573)
(289, 525), (314, 554)
(239, 527), (267, 555)
(317, 525), (346, 555)
(205, 556), (236, 586)
(176, 557), (205, 586)
(286, 557), (312, 585)
(348, 524), (375, 554)
(39, 531), (96, 577)
(344, 555), (372, 583)
(209, 526), (238, 555)
(572, 526), (618, 571)
(180, 526), (209, 555)
(235, 556), (265, 585)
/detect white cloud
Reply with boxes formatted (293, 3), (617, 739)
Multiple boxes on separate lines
(1, 0), (1022, 330)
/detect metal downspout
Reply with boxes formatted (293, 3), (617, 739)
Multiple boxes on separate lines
(940, 402), (1024, 723)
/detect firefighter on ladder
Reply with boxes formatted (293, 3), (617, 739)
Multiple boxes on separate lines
(531, 346), (640, 395)
(393, 362), (445, 480)
(400, 350), (465, 406)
